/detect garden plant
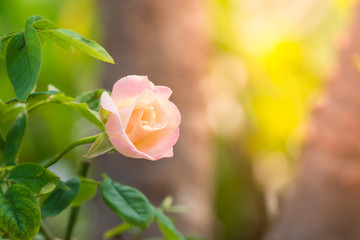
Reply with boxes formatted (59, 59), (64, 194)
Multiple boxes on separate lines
(0, 15), (183, 240)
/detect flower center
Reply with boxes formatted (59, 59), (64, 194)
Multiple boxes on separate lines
(125, 101), (168, 144)
(141, 106), (156, 127)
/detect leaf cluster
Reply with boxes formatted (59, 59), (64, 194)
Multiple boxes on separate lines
(1, 15), (114, 101)
(101, 175), (185, 240)
(0, 165), (185, 240)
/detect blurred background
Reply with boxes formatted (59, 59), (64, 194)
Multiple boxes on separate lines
(0, 0), (357, 239)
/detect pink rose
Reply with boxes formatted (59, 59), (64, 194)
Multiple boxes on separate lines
(100, 75), (181, 160)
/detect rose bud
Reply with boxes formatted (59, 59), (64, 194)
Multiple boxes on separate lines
(100, 75), (181, 160)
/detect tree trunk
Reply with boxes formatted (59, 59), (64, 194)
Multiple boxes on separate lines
(94, 0), (213, 239)
(266, 3), (360, 240)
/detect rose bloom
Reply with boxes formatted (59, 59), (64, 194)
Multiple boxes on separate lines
(100, 75), (181, 160)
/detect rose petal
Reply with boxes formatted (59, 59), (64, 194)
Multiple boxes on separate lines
(101, 92), (152, 159)
(159, 99), (181, 127)
(106, 114), (156, 160)
(111, 75), (153, 106)
(117, 88), (157, 129)
(154, 86), (172, 100)
(100, 92), (120, 118)
(117, 103), (137, 130)
(126, 106), (168, 143)
(109, 137), (155, 160)
(149, 147), (174, 160)
(134, 127), (179, 159)
(125, 90), (170, 143)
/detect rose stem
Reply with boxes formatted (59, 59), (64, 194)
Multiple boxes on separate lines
(40, 221), (55, 240)
(43, 133), (100, 168)
(64, 160), (91, 240)
(27, 100), (51, 113)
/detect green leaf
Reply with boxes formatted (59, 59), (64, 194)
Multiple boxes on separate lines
(1, 32), (18, 42)
(0, 102), (26, 136)
(71, 177), (97, 207)
(160, 196), (174, 211)
(6, 27), (42, 101)
(153, 207), (185, 240)
(64, 101), (104, 130)
(41, 177), (80, 218)
(0, 32), (18, 57)
(6, 90), (62, 104)
(24, 91), (104, 130)
(0, 184), (41, 240)
(0, 134), (4, 152)
(103, 222), (133, 240)
(74, 89), (105, 112)
(39, 29), (114, 63)
(8, 163), (59, 194)
(85, 132), (113, 158)
(25, 15), (45, 28)
(27, 90), (62, 98)
(3, 110), (27, 166)
(1, 37), (8, 58)
(38, 32), (47, 47)
(0, 99), (4, 113)
(0, 135), (4, 164)
(101, 176), (154, 229)
(0, 100), (5, 155)
(41, 30), (74, 52)
(25, 15), (58, 30)
(56, 180), (70, 191)
(6, 91), (103, 132)
(5, 90), (104, 130)
(27, 91), (66, 112)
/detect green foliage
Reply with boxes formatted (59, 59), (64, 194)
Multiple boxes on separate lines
(64, 101), (104, 130)
(0, 38), (5, 57)
(39, 29), (114, 63)
(103, 222), (133, 240)
(101, 175), (155, 229)
(101, 195), (185, 240)
(8, 163), (58, 194)
(7, 89), (105, 130)
(41, 176), (80, 218)
(85, 132), (113, 158)
(18, 90), (63, 110)
(0, 14), (186, 240)
(74, 89), (105, 112)
(25, 15), (58, 30)
(39, 89), (104, 130)
(0, 32), (18, 59)
(6, 28), (41, 101)
(0, 103), (5, 159)
(0, 103), (25, 138)
(3, 110), (27, 166)
(159, 196), (188, 213)
(0, 184), (40, 240)
(2, 15), (113, 101)
(71, 177), (97, 207)
(185, 237), (207, 240)
(153, 207), (185, 240)
(0, 135), (4, 156)
(40, 31), (74, 52)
